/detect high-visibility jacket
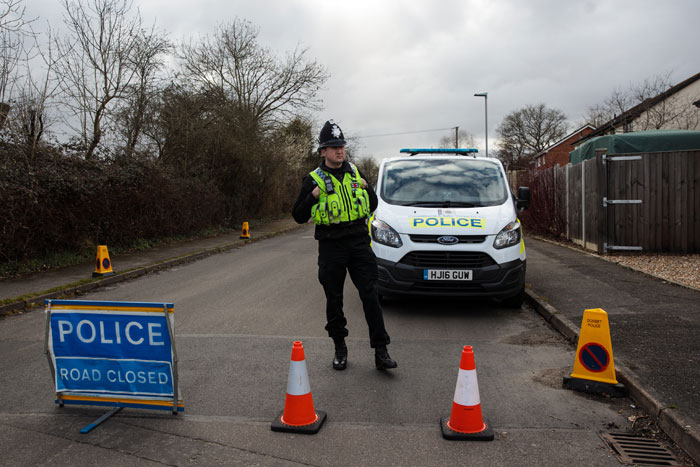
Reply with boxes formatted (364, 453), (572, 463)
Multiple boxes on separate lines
(309, 163), (371, 225)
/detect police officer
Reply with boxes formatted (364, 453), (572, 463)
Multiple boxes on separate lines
(292, 119), (397, 371)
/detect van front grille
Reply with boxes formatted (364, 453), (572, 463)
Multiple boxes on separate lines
(399, 251), (495, 268)
(410, 282), (486, 292)
(409, 235), (486, 244)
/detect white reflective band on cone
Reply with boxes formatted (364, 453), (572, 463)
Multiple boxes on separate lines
(453, 368), (481, 407)
(286, 360), (311, 396)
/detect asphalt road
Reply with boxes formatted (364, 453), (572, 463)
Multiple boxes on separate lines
(0, 225), (665, 466)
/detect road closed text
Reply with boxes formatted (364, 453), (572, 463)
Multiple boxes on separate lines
(54, 357), (174, 395)
(59, 367), (169, 385)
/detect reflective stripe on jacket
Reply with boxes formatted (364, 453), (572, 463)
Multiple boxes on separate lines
(309, 163), (371, 225)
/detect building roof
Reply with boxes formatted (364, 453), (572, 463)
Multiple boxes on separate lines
(534, 124), (595, 158)
(576, 71), (700, 144)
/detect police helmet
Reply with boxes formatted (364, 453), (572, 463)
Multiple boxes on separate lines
(318, 119), (346, 149)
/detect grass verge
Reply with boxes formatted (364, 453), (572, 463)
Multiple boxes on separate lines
(0, 216), (290, 279)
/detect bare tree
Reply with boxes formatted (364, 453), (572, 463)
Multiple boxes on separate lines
(4, 28), (61, 162)
(55, 0), (143, 159)
(114, 26), (170, 157)
(439, 129), (475, 149)
(0, 0), (27, 35)
(138, 84), (169, 159)
(353, 155), (379, 187)
(496, 103), (568, 171)
(0, 0), (34, 125)
(179, 19), (328, 128)
(584, 72), (700, 131)
(584, 76), (665, 129)
(632, 74), (700, 130)
(582, 103), (610, 128)
(273, 115), (315, 176)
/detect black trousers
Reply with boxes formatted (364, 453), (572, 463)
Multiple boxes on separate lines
(317, 234), (390, 348)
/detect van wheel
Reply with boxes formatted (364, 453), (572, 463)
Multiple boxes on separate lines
(502, 287), (525, 309)
(378, 293), (391, 305)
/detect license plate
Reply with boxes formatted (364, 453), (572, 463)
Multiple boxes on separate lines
(423, 269), (473, 281)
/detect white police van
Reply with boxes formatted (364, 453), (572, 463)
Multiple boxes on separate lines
(370, 148), (530, 307)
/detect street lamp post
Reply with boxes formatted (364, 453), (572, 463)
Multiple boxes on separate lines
(474, 92), (488, 157)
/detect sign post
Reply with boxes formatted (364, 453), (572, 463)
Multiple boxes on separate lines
(45, 299), (184, 432)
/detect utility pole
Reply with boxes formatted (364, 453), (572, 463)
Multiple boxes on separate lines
(455, 126), (459, 148)
(474, 92), (488, 157)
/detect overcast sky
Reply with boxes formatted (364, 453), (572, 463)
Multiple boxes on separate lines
(26, 0), (700, 160)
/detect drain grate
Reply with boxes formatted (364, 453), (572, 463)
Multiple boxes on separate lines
(600, 432), (679, 466)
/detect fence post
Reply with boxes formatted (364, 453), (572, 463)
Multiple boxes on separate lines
(553, 164), (558, 225)
(596, 149), (608, 254)
(581, 161), (586, 249)
(566, 163), (570, 241)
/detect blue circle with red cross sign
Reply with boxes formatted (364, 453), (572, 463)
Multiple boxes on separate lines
(579, 342), (610, 372)
(102, 258), (110, 269)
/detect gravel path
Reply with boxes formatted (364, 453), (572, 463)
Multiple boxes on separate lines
(602, 253), (700, 291)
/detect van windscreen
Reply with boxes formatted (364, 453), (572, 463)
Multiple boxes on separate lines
(380, 159), (509, 207)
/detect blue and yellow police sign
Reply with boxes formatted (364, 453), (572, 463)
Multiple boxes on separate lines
(45, 299), (183, 413)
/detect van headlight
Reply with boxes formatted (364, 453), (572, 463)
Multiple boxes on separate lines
(371, 218), (403, 248)
(493, 221), (521, 249)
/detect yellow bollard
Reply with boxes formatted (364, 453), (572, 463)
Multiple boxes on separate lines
(240, 222), (250, 239)
(563, 308), (625, 396)
(93, 245), (115, 277)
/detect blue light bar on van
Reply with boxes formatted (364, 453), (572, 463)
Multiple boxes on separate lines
(399, 148), (479, 155)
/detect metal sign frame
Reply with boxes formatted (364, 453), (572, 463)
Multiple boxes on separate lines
(44, 299), (183, 431)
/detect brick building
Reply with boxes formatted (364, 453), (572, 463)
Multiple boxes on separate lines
(534, 124), (595, 170)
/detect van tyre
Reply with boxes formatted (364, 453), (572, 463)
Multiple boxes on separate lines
(378, 293), (390, 305)
(502, 287), (525, 309)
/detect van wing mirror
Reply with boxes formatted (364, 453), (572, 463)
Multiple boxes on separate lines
(516, 186), (530, 211)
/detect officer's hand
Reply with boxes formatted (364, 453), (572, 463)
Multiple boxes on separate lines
(361, 178), (367, 188)
(312, 186), (320, 199)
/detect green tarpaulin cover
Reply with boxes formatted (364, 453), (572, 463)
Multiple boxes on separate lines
(569, 130), (700, 165)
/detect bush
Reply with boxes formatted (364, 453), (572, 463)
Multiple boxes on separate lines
(0, 144), (226, 264)
(511, 168), (565, 238)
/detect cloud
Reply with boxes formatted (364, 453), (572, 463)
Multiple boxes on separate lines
(23, 0), (700, 159)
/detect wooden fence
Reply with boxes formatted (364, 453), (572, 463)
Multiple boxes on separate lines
(509, 150), (700, 253)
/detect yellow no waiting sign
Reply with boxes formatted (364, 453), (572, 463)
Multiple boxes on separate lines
(564, 308), (625, 397)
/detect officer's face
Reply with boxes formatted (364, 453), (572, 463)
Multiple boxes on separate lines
(321, 146), (346, 168)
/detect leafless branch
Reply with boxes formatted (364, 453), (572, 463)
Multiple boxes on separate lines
(179, 19), (328, 129)
(54, 0), (143, 159)
(496, 104), (568, 171)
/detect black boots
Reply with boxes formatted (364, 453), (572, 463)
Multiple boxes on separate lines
(375, 346), (397, 370)
(333, 340), (397, 370)
(333, 340), (347, 371)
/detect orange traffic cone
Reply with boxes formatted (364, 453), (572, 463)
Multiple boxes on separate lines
(92, 245), (115, 277)
(240, 222), (250, 239)
(271, 341), (326, 434)
(440, 345), (494, 441)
